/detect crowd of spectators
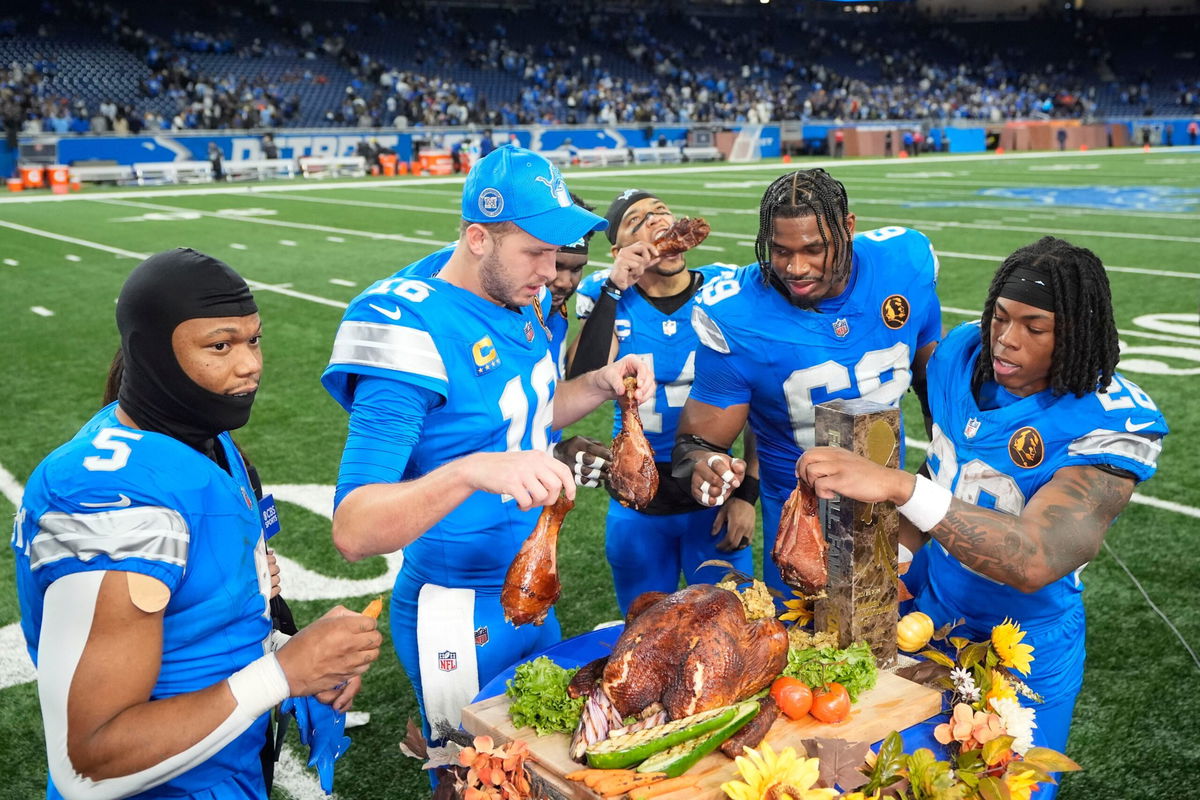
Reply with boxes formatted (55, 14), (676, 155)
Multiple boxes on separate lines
(2, 1), (1198, 135)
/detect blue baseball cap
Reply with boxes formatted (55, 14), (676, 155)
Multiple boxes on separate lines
(461, 145), (607, 246)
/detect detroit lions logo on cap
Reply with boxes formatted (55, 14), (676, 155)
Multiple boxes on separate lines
(534, 166), (572, 208)
(478, 187), (504, 217)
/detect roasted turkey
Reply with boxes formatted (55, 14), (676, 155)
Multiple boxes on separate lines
(600, 584), (789, 719)
(654, 217), (711, 256)
(608, 377), (658, 509)
(772, 478), (828, 595)
(500, 494), (573, 627)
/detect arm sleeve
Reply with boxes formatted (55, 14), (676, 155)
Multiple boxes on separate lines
(39, 571), (283, 800)
(567, 291), (618, 379)
(334, 375), (442, 509)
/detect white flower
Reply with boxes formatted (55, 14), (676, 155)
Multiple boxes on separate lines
(949, 667), (980, 702)
(990, 696), (1037, 755)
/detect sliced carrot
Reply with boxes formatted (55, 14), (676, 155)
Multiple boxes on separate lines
(565, 768), (615, 782)
(361, 596), (384, 620)
(628, 775), (702, 800)
(581, 769), (637, 789)
(593, 772), (668, 797)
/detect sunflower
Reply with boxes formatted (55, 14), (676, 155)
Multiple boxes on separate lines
(991, 618), (1035, 676)
(1004, 767), (1041, 800)
(985, 669), (1018, 709)
(779, 594), (813, 626)
(721, 742), (838, 800)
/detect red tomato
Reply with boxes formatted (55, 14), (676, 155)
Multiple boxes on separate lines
(769, 676), (813, 720)
(810, 682), (851, 724)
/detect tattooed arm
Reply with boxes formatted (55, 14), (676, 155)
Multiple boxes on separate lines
(926, 465), (1133, 592)
(797, 448), (1135, 593)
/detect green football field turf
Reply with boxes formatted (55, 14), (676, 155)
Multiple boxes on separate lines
(1, 147), (1197, 799)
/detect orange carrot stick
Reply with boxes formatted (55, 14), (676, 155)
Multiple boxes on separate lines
(361, 596), (384, 620)
(593, 772), (668, 796)
(628, 775), (702, 800)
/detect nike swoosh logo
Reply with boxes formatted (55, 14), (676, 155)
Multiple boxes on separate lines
(1125, 419), (1155, 433)
(369, 304), (403, 321)
(80, 493), (132, 508)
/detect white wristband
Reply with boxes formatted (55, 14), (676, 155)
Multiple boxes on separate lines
(227, 653), (291, 718)
(897, 475), (953, 533)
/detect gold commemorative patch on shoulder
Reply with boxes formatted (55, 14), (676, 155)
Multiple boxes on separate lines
(882, 294), (911, 329)
(1008, 426), (1044, 468)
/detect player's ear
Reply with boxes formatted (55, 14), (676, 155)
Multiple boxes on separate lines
(464, 223), (491, 257)
(844, 213), (856, 237)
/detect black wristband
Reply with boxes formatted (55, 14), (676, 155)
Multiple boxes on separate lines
(731, 475), (760, 505)
(602, 277), (624, 299)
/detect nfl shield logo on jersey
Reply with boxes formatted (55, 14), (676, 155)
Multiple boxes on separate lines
(964, 417), (981, 438)
(832, 317), (850, 338)
(662, 320), (677, 336)
(524, 321), (535, 342)
(474, 626), (489, 646)
(437, 650), (458, 672)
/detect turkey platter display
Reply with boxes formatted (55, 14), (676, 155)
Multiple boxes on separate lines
(608, 376), (658, 509)
(565, 584), (788, 760)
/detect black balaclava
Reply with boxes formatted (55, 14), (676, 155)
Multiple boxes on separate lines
(116, 248), (259, 452)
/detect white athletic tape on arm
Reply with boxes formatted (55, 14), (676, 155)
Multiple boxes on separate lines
(897, 475), (954, 533)
(39, 571), (285, 800)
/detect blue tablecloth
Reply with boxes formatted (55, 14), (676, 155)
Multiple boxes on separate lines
(472, 625), (946, 754)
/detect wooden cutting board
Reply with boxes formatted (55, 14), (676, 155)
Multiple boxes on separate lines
(461, 671), (942, 799)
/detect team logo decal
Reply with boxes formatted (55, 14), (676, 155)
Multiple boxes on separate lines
(964, 417), (982, 439)
(534, 165), (572, 207)
(524, 321), (535, 342)
(478, 187), (504, 218)
(615, 319), (632, 341)
(832, 317), (850, 338)
(437, 650), (458, 672)
(1008, 426), (1044, 468)
(472, 336), (501, 375)
(881, 294), (910, 330)
(474, 626), (490, 647)
(240, 486), (253, 510)
(662, 320), (678, 336)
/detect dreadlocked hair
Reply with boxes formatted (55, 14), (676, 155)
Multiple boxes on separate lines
(755, 169), (852, 301)
(973, 236), (1120, 398)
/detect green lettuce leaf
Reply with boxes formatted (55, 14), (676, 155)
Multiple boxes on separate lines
(504, 656), (584, 736)
(783, 641), (879, 702)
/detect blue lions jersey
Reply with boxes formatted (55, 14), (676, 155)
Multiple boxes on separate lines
(322, 251), (558, 589)
(576, 265), (733, 457)
(921, 322), (1167, 629)
(689, 227), (941, 497)
(12, 404), (272, 797)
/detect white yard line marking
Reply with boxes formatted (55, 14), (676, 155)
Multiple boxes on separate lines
(65, 254), (81, 262)
(230, 243), (247, 250)
(95, 198), (449, 247)
(937, 250), (1200, 281)
(0, 220), (347, 309)
(4, 258), (18, 266)
(279, 239), (297, 246)
(329, 278), (357, 287)
(30, 306), (54, 317)
(854, 213), (1200, 244)
(326, 236), (345, 242)
(254, 191), (460, 216)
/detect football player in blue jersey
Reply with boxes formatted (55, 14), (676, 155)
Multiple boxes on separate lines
(798, 237), (1167, 788)
(566, 189), (755, 614)
(322, 146), (652, 749)
(673, 168), (942, 600)
(12, 249), (381, 800)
